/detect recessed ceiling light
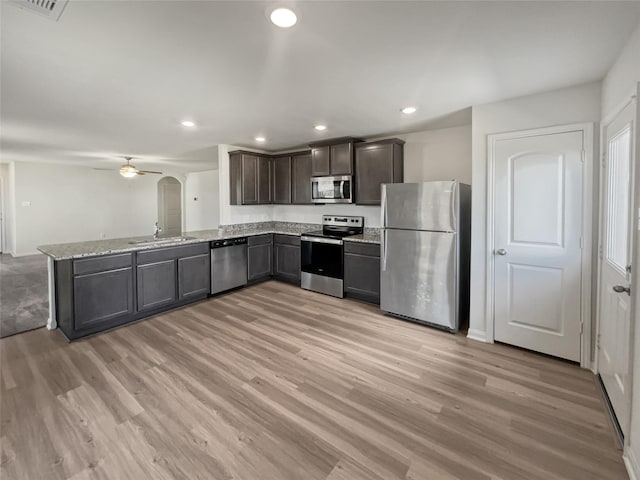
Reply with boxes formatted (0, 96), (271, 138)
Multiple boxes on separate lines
(181, 120), (196, 127)
(255, 136), (266, 142)
(314, 125), (327, 131)
(401, 107), (417, 114)
(270, 8), (297, 28)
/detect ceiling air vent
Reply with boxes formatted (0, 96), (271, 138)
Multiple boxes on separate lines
(8, 0), (69, 21)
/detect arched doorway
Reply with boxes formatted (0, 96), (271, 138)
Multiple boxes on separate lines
(157, 177), (182, 236)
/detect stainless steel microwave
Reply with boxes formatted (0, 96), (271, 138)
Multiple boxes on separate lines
(311, 175), (353, 204)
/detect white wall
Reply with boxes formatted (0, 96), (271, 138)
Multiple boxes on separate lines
(185, 169), (220, 231)
(602, 23), (640, 119)
(6, 162), (16, 255)
(222, 125), (472, 229)
(272, 204), (381, 227)
(400, 125), (472, 184)
(468, 81), (602, 342)
(0, 163), (12, 254)
(10, 161), (160, 255)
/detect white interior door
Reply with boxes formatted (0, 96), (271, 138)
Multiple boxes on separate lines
(598, 101), (636, 435)
(493, 130), (584, 362)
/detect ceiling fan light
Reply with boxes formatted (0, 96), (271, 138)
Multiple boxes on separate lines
(120, 165), (137, 178)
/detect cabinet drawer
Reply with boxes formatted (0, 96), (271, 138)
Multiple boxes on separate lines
(248, 234), (273, 246)
(344, 241), (380, 257)
(136, 243), (208, 265)
(73, 253), (132, 276)
(274, 234), (300, 246)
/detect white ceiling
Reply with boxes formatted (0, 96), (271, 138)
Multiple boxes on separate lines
(1, 1), (639, 172)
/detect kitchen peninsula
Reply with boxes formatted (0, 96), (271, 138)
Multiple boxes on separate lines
(38, 222), (380, 341)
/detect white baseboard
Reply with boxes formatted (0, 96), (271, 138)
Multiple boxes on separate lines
(10, 251), (42, 257)
(467, 328), (490, 343)
(625, 448), (639, 480)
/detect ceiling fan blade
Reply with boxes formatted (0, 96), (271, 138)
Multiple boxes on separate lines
(92, 168), (117, 171)
(138, 170), (163, 175)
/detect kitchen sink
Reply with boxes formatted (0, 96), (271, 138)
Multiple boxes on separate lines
(128, 236), (196, 245)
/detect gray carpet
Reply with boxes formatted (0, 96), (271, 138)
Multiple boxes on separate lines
(0, 253), (49, 338)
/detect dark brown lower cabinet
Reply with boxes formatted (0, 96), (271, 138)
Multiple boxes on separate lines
(56, 243), (210, 341)
(248, 235), (273, 282)
(344, 241), (380, 304)
(137, 260), (177, 311)
(178, 253), (210, 299)
(74, 267), (133, 330)
(273, 235), (300, 284)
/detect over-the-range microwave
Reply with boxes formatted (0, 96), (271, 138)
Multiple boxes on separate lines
(311, 175), (353, 204)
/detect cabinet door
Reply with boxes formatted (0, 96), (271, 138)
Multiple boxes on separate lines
(248, 243), (272, 281)
(242, 154), (259, 204)
(311, 146), (330, 176)
(178, 253), (210, 300)
(355, 143), (394, 205)
(274, 243), (300, 284)
(137, 260), (177, 312)
(330, 142), (353, 175)
(292, 152), (312, 204)
(272, 156), (292, 204)
(257, 156), (272, 204)
(74, 267), (133, 330)
(344, 253), (381, 304)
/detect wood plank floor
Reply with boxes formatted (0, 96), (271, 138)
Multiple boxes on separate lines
(0, 281), (627, 480)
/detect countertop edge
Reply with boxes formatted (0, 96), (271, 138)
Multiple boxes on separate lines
(38, 229), (380, 260)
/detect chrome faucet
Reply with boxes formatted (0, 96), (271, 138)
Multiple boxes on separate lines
(153, 222), (162, 239)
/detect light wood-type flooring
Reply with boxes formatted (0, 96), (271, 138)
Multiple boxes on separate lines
(0, 281), (628, 479)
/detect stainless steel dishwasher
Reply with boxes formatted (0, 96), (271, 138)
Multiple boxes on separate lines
(210, 237), (248, 294)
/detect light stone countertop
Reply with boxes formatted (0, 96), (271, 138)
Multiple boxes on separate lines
(344, 231), (381, 244)
(37, 223), (381, 260)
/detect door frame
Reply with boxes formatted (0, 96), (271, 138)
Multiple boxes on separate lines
(485, 123), (595, 369)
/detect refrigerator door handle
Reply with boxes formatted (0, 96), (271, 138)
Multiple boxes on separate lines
(381, 185), (387, 227)
(382, 229), (388, 271)
(450, 180), (458, 230)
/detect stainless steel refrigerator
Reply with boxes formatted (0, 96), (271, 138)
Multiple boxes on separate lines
(381, 181), (471, 332)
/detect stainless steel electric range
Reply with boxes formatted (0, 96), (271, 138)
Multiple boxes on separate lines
(300, 215), (364, 298)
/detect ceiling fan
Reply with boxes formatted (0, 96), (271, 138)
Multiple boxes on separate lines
(118, 157), (163, 178)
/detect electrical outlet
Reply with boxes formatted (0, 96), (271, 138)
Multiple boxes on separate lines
(21, 201), (31, 207)
(100, 232), (106, 239)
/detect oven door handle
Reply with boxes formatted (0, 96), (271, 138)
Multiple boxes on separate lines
(301, 236), (343, 245)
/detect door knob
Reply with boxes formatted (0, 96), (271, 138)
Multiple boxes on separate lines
(613, 285), (631, 295)
(496, 249), (507, 256)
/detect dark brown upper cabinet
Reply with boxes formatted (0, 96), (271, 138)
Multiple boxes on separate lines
(309, 137), (362, 176)
(311, 146), (330, 176)
(355, 138), (405, 205)
(229, 151), (271, 205)
(257, 156), (272, 204)
(272, 155), (292, 204)
(292, 152), (312, 204)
